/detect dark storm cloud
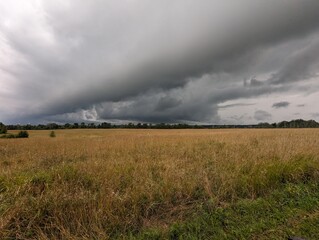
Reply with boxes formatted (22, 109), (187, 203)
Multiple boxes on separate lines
(254, 110), (272, 121)
(1, 0), (319, 123)
(249, 79), (264, 87)
(218, 103), (255, 109)
(94, 88), (220, 123)
(155, 96), (182, 111)
(268, 37), (319, 85)
(244, 77), (264, 88)
(272, 101), (290, 109)
(90, 75), (287, 123)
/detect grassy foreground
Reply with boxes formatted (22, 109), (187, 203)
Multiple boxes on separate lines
(1, 129), (319, 239)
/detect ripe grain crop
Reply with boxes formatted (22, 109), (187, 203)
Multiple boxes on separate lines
(1, 129), (319, 239)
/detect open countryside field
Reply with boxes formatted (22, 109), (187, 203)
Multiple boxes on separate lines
(1, 129), (319, 239)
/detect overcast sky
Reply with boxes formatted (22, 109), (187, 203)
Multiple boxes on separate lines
(1, 0), (319, 124)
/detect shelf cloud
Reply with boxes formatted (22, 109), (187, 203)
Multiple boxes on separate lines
(1, 0), (319, 124)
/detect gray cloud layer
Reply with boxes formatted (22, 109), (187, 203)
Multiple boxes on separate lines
(1, 0), (319, 123)
(272, 101), (290, 109)
(254, 110), (272, 121)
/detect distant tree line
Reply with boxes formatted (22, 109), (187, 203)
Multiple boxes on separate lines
(5, 122), (206, 130)
(2, 119), (319, 131)
(256, 119), (319, 128)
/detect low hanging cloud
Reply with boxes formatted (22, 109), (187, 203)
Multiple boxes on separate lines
(1, 0), (319, 124)
(272, 101), (290, 109)
(218, 103), (256, 109)
(268, 38), (319, 85)
(254, 110), (272, 122)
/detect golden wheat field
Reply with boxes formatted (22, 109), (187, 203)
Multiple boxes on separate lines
(1, 129), (319, 239)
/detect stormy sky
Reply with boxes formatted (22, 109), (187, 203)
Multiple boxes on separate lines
(1, 0), (319, 124)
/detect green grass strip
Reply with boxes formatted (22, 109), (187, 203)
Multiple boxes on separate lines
(130, 183), (319, 240)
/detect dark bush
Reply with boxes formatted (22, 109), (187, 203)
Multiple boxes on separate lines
(49, 131), (56, 138)
(16, 131), (29, 138)
(0, 122), (7, 134)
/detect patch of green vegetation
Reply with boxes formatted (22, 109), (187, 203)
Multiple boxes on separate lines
(232, 154), (319, 200)
(49, 130), (56, 137)
(56, 165), (97, 191)
(0, 130), (29, 138)
(0, 133), (16, 139)
(29, 172), (53, 196)
(130, 183), (319, 240)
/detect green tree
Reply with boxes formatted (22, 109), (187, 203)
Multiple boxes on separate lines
(16, 131), (29, 138)
(0, 122), (7, 134)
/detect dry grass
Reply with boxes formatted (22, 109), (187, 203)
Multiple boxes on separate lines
(1, 129), (319, 239)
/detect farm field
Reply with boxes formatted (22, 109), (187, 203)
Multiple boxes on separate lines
(1, 129), (319, 239)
